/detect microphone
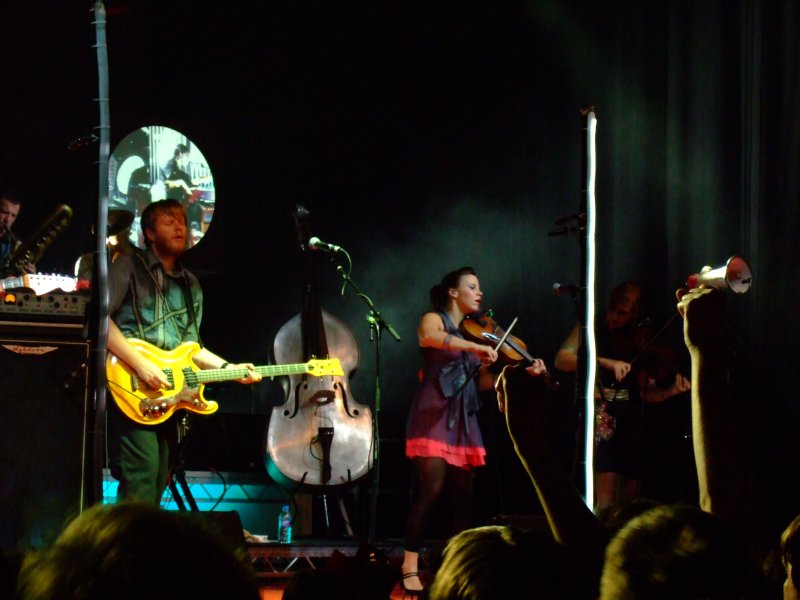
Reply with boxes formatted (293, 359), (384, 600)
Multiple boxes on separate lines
(552, 283), (580, 296)
(308, 236), (343, 253)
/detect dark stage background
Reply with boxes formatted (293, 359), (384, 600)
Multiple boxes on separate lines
(1, 1), (798, 545)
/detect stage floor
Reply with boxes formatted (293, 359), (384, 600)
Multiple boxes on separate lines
(249, 537), (425, 599)
(258, 579), (412, 600)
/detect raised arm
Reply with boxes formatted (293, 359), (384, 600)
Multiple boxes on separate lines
(496, 364), (606, 577)
(677, 287), (758, 559)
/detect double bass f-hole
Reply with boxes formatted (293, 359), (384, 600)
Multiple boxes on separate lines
(333, 381), (361, 418)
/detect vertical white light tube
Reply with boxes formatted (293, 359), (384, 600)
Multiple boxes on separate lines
(583, 112), (597, 509)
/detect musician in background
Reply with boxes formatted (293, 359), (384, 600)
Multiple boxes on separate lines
(0, 189), (34, 276)
(161, 144), (193, 199)
(106, 199), (261, 505)
(554, 281), (690, 512)
(160, 144), (204, 234)
(400, 267), (499, 595)
(75, 209), (136, 283)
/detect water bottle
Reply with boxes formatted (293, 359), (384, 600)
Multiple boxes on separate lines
(278, 504), (293, 544)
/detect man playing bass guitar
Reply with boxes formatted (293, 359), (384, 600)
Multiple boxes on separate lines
(107, 199), (261, 505)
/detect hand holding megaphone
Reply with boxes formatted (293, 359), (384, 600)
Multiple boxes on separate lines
(686, 256), (752, 294)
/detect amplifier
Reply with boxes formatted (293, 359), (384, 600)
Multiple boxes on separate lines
(0, 337), (92, 550)
(0, 290), (90, 337)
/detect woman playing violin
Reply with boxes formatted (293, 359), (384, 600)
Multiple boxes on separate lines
(554, 281), (690, 512)
(400, 266), (499, 595)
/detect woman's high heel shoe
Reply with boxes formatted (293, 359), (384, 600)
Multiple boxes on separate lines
(401, 571), (424, 597)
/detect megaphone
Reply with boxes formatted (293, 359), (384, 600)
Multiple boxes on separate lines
(687, 256), (752, 294)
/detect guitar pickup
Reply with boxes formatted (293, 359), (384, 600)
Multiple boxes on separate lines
(163, 368), (175, 390)
(130, 368), (174, 392)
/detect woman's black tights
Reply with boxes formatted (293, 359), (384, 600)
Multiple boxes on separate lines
(404, 456), (475, 552)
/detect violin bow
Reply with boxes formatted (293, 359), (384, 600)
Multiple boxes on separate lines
(492, 317), (518, 353)
(474, 316), (518, 353)
(464, 316), (519, 385)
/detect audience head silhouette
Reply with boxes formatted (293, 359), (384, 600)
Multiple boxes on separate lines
(16, 501), (260, 600)
(600, 503), (761, 600)
(282, 567), (341, 600)
(599, 498), (662, 538)
(428, 525), (594, 600)
(781, 514), (800, 600)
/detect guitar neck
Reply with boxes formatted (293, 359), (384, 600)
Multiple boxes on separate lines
(1, 273), (77, 295)
(193, 363), (316, 384)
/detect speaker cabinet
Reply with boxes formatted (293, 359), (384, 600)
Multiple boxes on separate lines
(0, 337), (91, 550)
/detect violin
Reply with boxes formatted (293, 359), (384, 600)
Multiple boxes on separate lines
(460, 310), (559, 387)
(460, 310), (533, 364)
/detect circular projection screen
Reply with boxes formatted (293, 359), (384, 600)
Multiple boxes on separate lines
(108, 126), (216, 249)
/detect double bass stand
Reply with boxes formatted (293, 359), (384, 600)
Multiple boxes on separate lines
(334, 265), (401, 544)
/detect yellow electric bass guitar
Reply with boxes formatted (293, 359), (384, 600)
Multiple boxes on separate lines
(106, 338), (343, 426)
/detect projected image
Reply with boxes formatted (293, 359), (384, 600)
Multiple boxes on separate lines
(108, 126), (215, 248)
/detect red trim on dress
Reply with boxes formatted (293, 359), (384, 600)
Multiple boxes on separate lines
(406, 438), (486, 468)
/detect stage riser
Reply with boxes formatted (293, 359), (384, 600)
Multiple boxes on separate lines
(102, 469), (312, 539)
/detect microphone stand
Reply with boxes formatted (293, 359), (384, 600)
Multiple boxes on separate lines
(333, 262), (401, 544)
(88, 1), (111, 508)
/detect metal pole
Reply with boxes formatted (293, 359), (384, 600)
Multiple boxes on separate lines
(87, 0), (111, 507)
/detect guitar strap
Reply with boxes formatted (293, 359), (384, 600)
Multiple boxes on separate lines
(179, 270), (202, 347)
(132, 251), (202, 348)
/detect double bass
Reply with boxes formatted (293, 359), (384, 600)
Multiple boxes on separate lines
(265, 206), (373, 491)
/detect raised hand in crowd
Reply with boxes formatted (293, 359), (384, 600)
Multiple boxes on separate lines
(495, 363), (606, 582)
(676, 286), (759, 560)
